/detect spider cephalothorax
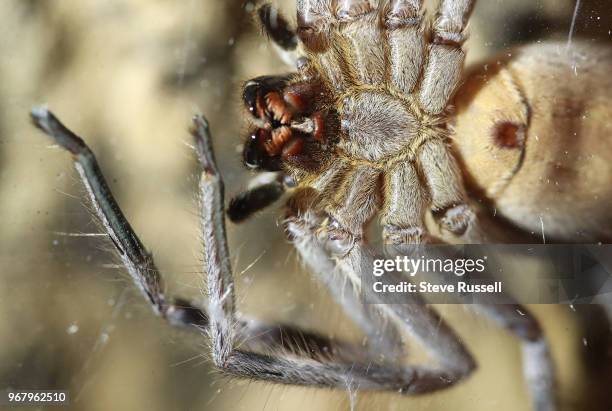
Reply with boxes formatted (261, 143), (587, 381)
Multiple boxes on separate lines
(241, 0), (477, 249)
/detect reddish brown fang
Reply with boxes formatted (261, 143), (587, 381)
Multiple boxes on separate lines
(266, 92), (292, 124)
(265, 126), (292, 156)
(263, 140), (277, 156)
(273, 126), (292, 146)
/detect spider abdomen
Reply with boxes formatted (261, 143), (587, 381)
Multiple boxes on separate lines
(453, 42), (612, 241)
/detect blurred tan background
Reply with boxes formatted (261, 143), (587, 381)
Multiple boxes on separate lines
(1, 1), (611, 410)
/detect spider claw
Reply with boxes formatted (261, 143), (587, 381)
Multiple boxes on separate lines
(30, 106), (89, 155)
(439, 204), (474, 236)
(319, 218), (360, 256)
(383, 225), (425, 245)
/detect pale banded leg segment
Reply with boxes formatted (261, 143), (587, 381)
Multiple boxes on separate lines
(385, 0), (426, 94)
(381, 160), (428, 247)
(418, 138), (480, 241)
(418, 0), (474, 114)
(471, 304), (557, 411)
(336, 0), (387, 85)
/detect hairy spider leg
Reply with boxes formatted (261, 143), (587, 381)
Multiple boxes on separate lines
(227, 178), (285, 223)
(285, 206), (477, 393)
(29, 108), (379, 364)
(31, 108), (470, 392)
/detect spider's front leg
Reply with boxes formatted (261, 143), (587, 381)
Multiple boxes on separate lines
(297, 0), (389, 89)
(28, 108), (408, 381)
(296, 0), (335, 51)
(29, 108), (208, 329)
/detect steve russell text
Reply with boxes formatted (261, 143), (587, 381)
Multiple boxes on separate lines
(371, 256), (503, 294)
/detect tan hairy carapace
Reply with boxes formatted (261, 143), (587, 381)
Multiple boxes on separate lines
(450, 41), (612, 242)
